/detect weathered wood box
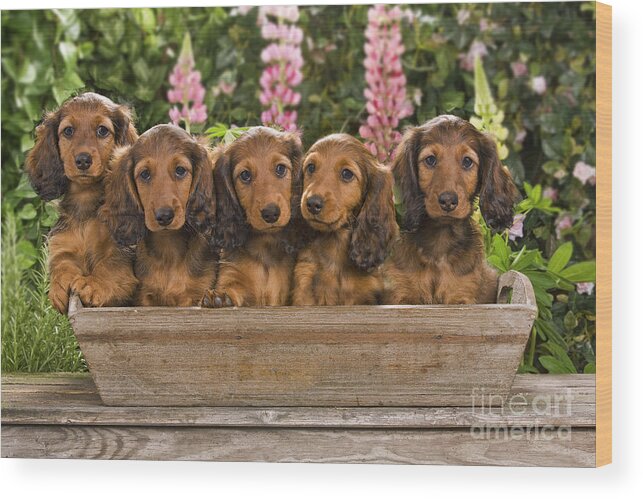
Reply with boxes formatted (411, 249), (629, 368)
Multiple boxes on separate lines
(68, 270), (536, 408)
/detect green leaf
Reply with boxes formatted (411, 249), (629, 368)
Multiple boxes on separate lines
(539, 355), (576, 374)
(560, 261), (596, 283)
(548, 242), (573, 273)
(18, 204), (37, 220)
(584, 362), (596, 374)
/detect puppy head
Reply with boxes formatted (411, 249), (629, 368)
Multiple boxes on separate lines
(102, 124), (215, 246)
(25, 92), (137, 201)
(213, 126), (302, 250)
(393, 115), (518, 231)
(302, 134), (397, 271)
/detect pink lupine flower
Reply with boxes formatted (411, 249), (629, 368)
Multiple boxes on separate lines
(511, 61), (528, 78)
(573, 161), (596, 186)
(576, 282), (594, 295)
(555, 214), (574, 238)
(543, 187), (559, 201)
(257, 6), (303, 132)
(167, 33), (207, 131)
(359, 5), (413, 163)
(508, 214), (526, 241)
(459, 40), (488, 71)
(531, 75), (547, 95)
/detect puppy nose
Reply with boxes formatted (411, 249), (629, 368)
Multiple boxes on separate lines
(261, 204), (281, 224)
(306, 195), (324, 215)
(75, 152), (93, 170)
(438, 191), (459, 212)
(155, 207), (175, 226)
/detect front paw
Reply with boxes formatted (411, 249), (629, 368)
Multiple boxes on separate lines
(49, 283), (70, 314)
(71, 276), (111, 307)
(201, 289), (235, 308)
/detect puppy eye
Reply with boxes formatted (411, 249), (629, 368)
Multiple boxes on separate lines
(139, 169), (151, 181)
(424, 155), (437, 167)
(306, 163), (315, 174)
(341, 169), (354, 182)
(97, 125), (110, 138)
(275, 163), (287, 177)
(63, 126), (74, 138)
(175, 166), (188, 178)
(462, 157), (474, 169)
(239, 170), (252, 183)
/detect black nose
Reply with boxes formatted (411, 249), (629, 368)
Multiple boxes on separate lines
(438, 191), (459, 212)
(75, 152), (93, 171)
(306, 195), (324, 215)
(155, 207), (175, 227)
(261, 204), (281, 224)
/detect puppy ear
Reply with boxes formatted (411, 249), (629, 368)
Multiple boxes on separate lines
(110, 105), (138, 146)
(212, 150), (249, 251)
(186, 141), (216, 238)
(100, 146), (146, 246)
(25, 110), (69, 201)
(392, 127), (424, 232)
(280, 132), (309, 255)
(350, 160), (397, 272)
(477, 133), (520, 232)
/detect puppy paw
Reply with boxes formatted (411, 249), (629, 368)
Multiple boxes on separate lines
(71, 276), (111, 307)
(201, 289), (235, 308)
(48, 283), (70, 314)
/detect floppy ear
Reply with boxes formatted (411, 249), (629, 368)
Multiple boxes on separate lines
(212, 151), (249, 251)
(100, 146), (146, 246)
(477, 133), (520, 232)
(392, 127), (425, 232)
(186, 141), (216, 238)
(25, 110), (69, 201)
(110, 105), (138, 146)
(350, 160), (398, 272)
(280, 132), (310, 255)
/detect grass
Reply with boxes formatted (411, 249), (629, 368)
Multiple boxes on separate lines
(1, 212), (86, 372)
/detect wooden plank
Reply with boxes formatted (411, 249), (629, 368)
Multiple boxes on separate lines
(69, 301), (536, 407)
(0, 425), (595, 467)
(1, 374), (595, 428)
(595, 1), (612, 468)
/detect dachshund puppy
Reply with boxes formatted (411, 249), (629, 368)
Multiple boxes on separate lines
(25, 92), (139, 314)
(202, 126), (303, 307)
(292, 134), (397, 305)
(384, 115), (519, 304)
(102, 124), (217, 307)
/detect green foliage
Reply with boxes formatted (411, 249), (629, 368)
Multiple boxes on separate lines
(1, 4), (596, 373)
(1, 212), (86, 372)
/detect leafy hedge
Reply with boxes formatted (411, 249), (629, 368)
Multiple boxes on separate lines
(1, 3), (597, 373)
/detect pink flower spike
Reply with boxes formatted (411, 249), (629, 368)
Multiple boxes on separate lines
(166, 32), (207, 129)
(508, 214), (526, 241)
(576, 282), (594, 295)
(573, 161), (596, 186)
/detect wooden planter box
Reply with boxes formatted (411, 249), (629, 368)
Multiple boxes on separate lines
(68, 270), (536, 408)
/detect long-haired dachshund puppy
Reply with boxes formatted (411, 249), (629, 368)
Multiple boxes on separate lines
(102, 124), (217, 306)
(201, 126), (303, 307)
(384, 115), (519, 304)
(292, 134), (397, 305)
(25, 92), (139, 314)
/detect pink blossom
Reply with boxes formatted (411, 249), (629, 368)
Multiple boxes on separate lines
(359, 5), (413, 163)
(508, 214), (525, 241)
(457, 9), (470, 25)
(531, 75), (547, 95)
(511, 61), (528, 78)
(555, 214), (574, 238)
(573, 161), (596, 186)
(167, 33), (207, 130)
(543, 187), (559, 201)
(515, 129), (527, 145)
(230, 6), (253, 17)
(576, 282), (594, 295)
(257, 6), (303, 132)
(459, 40), (488, 71)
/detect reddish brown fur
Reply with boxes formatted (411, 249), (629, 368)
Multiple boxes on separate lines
(292, 134), (397, 305)
(384, 115), (519, 304)
(25, 93), (138, 313)
(101, 124), (217, 306)
(202, 126), (303, 307)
